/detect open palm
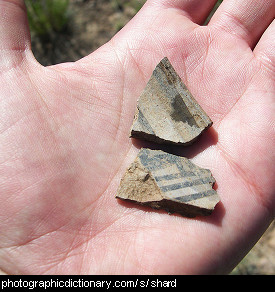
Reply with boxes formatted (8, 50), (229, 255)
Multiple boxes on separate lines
(0, 0), (274, 274)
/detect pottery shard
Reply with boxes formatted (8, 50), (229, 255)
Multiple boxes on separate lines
(130, 57), (213, 145)
(116, 148), (220, 217)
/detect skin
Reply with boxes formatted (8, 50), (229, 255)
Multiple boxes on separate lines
(0, 0), (274, 274)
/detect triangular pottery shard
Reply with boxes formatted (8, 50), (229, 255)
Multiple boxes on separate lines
(116, 148), (220, 217)
(130, 57), (212, 145)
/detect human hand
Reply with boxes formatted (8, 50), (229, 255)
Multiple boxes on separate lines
(0, 0), (274, 274)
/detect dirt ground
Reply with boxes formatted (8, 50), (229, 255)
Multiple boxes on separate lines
(29, 0), (274, 275)
(31, 0), (146, 66)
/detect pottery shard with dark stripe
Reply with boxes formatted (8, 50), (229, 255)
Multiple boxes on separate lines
(130, 57), (213, 145)
(116, 148), (220, 217)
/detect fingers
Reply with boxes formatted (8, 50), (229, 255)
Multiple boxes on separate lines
(253, 20), (275, 74)
(0, 0), (32, 69)
(209, 0), (275, 48)
(148, 0), (218, 24)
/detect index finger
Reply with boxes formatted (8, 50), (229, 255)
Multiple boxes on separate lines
(209, 0), (275, 48)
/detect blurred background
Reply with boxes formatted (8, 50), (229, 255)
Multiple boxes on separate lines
(26, 0), (148, 65)
(25, 0), (274, 274)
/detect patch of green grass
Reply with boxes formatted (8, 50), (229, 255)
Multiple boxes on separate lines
(111, 0), (146, 13)
(129, 0), (146, 13)
(25, 0), (70, 40)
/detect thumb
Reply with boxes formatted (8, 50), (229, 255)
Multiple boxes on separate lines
(0, 0), (32, 70)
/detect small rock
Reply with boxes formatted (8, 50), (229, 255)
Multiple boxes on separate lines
(130, 57), (213, 145)
(116, 148), (220, 217)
